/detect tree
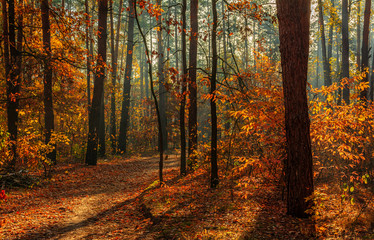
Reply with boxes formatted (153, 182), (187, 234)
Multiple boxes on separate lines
(179, 0), (187, 175)
(359, 0), (371, 102)
(85, 0), (91, 107)
(341, 0), (350, 104)
(86, 0), (108, 165)
(41, 0), (56, 164)
(157, 0), (168, 151)
(118, 0), (135, 154)
(109, 0), (124, 153)
(135, 2), (164, 183)
(318, 0), (332, 86)
(276, 0), (314, 218)
(188, 0), (198, 168)
(3, 0), (20, 170)
(210, 0), (218, 188)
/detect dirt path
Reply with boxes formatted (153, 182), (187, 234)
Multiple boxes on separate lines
(0, 155), (179, 240)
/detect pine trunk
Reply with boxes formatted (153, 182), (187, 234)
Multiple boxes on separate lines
(276, 0), (314, 218)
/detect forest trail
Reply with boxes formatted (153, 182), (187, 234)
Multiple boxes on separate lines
(0, 155), (180, 240)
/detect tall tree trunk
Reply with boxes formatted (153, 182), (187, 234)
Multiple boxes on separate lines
(327, 0), (334, 61)
(140, 45), (144, 101)
(180, 0), (187, 175)
(356, 1), (361, 69)
(41, 0), (56, 165)
(188, 0), (198, 168)
(157, 0), (168, 151)
(210, 0), (218, 189)
(318, 0), (332, 86)
(342, 0), (350, 104)
(118, 0), (135, 154)
(276, 0), (314, 218)
(86, 0), (108, 165)
(174, 1), (179, 80)
(370, 37), (374, 101)
(109, 0), (123, 153)
(360, 0), (371, 102)
(316, 39), (320, 88)
(4, 0), (20, 169)
(85, 0), (91, 107)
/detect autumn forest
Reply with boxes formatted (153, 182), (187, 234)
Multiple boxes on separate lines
(1, 0), (374, 239)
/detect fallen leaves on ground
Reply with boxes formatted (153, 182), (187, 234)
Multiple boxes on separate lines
(0, 155), (373, 239)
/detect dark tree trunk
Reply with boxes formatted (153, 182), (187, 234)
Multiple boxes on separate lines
(118, 0), (135, 154)
(180, 0), (187, 175)
(109, 0), (123, 153)
(210, 0), (218, 189)
(188, 0), (198, 168)
(370, 37), (374, 101)
(342, 0), (350, 104)
(4, 0), (20, 169)
(41, 0), (56, 165)
(157, 0), (168, 152)
(276, 0), (314, 218)
(318, 0), (332, 86)
(356, 1), (361, 69)
(327, 0), (334, 61)
(140, 45), (144, 101)
(360, 0), (371, 102)
(98, 94), (106, 157)
(86, 0), (108, 165)
(316, 39), (320, 88)
(85, 0), (91, 107)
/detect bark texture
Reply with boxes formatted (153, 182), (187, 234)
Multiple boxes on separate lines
(188, 0), (199, 168)
(41, 0), (56, 164)
(86, 0), (108, 165)
(276, 0), (314, 218)
(118, 0), (135, 154)
(341, 0), (350, 104)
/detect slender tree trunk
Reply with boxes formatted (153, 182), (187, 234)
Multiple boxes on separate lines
(188, 0), (198, 168)
(174, 1), (179, 80)
(4, 0), (20, 169)
(356, 1), (361, 69)
(276, 0), (314, 218)
(41, 0), (56, 165)
(118, 0), (135, 154)
(210, 0), (218, 189)
(244, 16), (248, 68)
(180, 0), (187, 175)
(318, 0), (332, 86)
(342, 0), (350, 104)
(86, 0), (108, 165)
(85, 0), (91, 108)
(157, 0), (168, 151)
(316, 39), (320, 88)
(360, 0), (371, 102)
(370, 37), (374, 101)
(109, 0), (123, 153)
(140, 45), (144, 101)
(327, 0), (334, 61)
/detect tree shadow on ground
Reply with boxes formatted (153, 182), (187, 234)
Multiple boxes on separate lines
(238, 187), (316, 240)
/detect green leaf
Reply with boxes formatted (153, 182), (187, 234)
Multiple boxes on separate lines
(350, 186), (354, 192)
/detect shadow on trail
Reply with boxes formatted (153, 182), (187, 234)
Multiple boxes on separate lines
(11, 156), (180, 240)
(239, 187), (315, 240)
(16, 194), (140, 240)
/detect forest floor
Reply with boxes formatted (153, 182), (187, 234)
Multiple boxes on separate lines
(0, 154), (373, 240)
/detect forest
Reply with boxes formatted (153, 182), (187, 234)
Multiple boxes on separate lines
(0, 0), (374, 239)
